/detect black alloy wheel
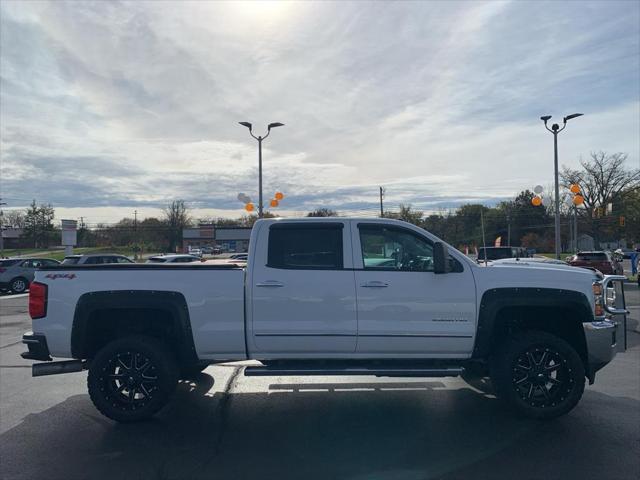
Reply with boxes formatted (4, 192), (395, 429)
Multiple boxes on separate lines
(88, 336), (178, 422)
(512, 346), (573, 409)
(101, 351), (160, 411)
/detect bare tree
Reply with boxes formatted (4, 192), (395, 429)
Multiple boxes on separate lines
(163, 200), (191, 252)
(307, 208), (338, 217)
(386, 204), (424, 225)
(561, 151), (640, 243)
(1, 210), (26, 228)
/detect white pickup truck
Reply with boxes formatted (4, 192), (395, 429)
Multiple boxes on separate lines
(21, 218), (627, 422)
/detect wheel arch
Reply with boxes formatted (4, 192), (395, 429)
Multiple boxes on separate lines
(71, 290), (198, 369)
(472, 288), (593, 378)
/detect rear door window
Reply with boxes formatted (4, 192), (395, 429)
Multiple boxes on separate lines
(577, 253), (608, 261)
(0, 260), (20, 267)
(84, 256), (107, 264)
(268, 224), (343, 269)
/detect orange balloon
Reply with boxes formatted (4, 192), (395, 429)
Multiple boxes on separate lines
(270, 199), (279, 208)
(570, 184), (581, 194)
(245, 202), (254, 212)
(573, 195), (584, 205)
(275, 192), (284, 200)
(532, 196), (542, 206)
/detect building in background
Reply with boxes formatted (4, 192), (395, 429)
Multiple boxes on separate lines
(1, 228), (25, 249)
(182, 225), (251, 253)
(215, 227), (252, 253)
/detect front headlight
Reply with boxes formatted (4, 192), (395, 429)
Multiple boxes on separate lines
(606, 285), (616, 308)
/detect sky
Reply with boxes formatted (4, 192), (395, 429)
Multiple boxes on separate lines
(1, 0), (639, 225)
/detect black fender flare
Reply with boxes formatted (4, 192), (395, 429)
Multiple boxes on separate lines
(71, 290), (198, 366)
(472, 287), (592, 360)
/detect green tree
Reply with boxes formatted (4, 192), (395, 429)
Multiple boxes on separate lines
(22, 200), (55, 248)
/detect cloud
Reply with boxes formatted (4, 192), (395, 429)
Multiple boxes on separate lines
(1, 0), (638, 223)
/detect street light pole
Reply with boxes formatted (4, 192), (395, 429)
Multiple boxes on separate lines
(239, 122), (284, 218)
(540, 113), (583, 259)
(258, 137), (263, 218)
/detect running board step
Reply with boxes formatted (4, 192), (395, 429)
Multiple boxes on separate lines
(244, 366), (464, 378)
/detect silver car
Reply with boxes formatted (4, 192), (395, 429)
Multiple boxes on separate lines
(146, 254), (201, 264)
(61, 254), (134, 265)
(0, 258), (61, 293)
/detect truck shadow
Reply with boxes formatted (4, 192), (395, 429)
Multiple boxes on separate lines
(1, 372), (639, 480)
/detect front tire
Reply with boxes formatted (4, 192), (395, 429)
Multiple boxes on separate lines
(490, 331), (585, 419)
(88, 336), (179, 422)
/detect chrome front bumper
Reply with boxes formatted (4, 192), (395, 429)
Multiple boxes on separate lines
(583, 320), (618, 383)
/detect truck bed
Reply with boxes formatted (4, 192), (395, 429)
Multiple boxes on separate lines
(33, 264), (247, 360)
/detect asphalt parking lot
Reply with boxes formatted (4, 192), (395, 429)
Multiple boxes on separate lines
(1, 285), (639, 480)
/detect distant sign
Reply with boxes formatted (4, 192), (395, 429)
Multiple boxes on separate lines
(61, 219), (77, 246)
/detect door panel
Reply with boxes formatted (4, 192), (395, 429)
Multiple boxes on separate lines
(252, 267), (357, 353)
(250, 222), (357, 354)
(353, 223), (476, 355)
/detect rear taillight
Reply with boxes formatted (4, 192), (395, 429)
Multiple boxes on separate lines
(29, 282), (48, 319)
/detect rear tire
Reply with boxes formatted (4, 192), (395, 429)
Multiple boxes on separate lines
(490, 330), (585, 419)
(88, 335), (179, 423)
(9, 277), (28, 294)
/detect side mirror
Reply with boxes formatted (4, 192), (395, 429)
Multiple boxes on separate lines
(434, 242), (451, 274)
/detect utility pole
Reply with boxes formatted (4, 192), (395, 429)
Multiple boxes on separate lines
(540, 113), (583, 259)
(506, 211), (511, 246)
(78, 216), (84, 247)
(575, 207), (579, 252)
(133, 210), (138, 260)
(379, 187), (385, 217)
(0, 199), (6, 257)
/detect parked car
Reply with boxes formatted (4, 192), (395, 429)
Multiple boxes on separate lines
(61, 254), (134, 265)
(188, 248), (203, 258)
(229, 253), (248, 260)
(146, 254), (201, 264)
(566, 251), (623, 275)
(22, 217), (627, 423)
(200, 246), (213, 255)
(0, 258), (60, 293)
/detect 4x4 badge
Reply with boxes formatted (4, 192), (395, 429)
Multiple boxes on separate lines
(44, 273), (76, 280)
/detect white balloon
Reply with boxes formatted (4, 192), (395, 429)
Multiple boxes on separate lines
(534, 185), (544, 194)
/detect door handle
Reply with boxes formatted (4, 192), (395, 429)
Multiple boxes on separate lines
(360, 281), (389, 288)
(256, 280), (285, 287)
